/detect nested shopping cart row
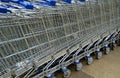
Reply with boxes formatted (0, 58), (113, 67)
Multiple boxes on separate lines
(0, 0), (120, 77)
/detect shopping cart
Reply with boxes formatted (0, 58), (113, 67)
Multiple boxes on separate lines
(0, 0), (120, 78)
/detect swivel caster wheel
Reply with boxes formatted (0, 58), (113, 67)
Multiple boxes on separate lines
(96, 51), (102, 59)
(86, 56), (93, 65)
(96, 49), (102, 59)
(105, 47), (110, 54)
(104, 45), (110, 54)
(75, 60), (83, 71)
(110, 41), (116, 50)
(112, 41), (117, 48)
(62, 67), (71, 78)
(109, 43), (114, 50)
(63, 69), (71, 78)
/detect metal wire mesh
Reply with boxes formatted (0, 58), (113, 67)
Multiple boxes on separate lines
(0, 0), (120, 76)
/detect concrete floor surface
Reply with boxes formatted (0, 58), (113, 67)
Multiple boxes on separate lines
(56, 46), (120, 78)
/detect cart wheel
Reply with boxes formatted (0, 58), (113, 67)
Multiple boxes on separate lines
(75, 61), (83, 71)
(63, 69), (71, 78)
(113, 41), (117, 48)
(62, 67), (71, 78)
(87, 56), (93, 65)
(109, 43), (114, 50)
(96, 51), (102, 59)
(110, 41), (117, 50)
(105, 47), (110, 54)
